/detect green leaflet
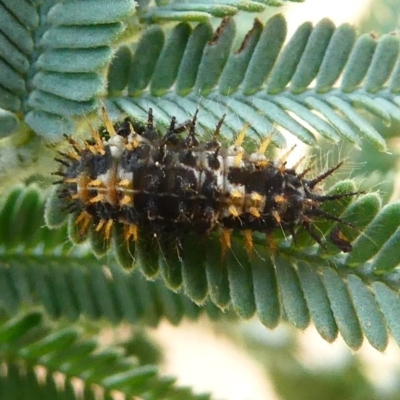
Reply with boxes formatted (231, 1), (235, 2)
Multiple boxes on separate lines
(151, 23), (193, 95)
(194, 17), (236, 95)
(290, 19), (336, 93)
(128, 25), (165, 96)
(242, 14), (287, 95)
(320, 267), (363, 350)
(0, 109), (19, 137)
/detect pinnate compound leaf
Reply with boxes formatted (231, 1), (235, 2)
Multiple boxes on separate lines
(0, 310), (211, 400)
(138, 0), (302, 22)
(3, 179), (400, 352)
(106, 15), (400, 150)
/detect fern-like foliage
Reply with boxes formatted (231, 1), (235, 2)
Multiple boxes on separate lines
(0, 310), (211, 399)
(2, 5), (399, 151)
(103, 14), (400, 151)
(137, 0), (299, 22)
(2, 3), (400, 398)
(0, 0), (136, 138)
(0, 176), (398, 353)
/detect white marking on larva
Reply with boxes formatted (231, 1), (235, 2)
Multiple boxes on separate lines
(227, 144), (244, 156)
(106, 135), (126, 159)
(117, 170), (132, 182)
(196, 151), (208, 171)
(249, 152), (267, 163)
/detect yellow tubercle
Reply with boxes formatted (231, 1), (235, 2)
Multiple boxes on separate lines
(230, 190), (244, 206)
(278, 145), (296, 171)
(251, 192), (263, 202)
(124, 224), (138, 242)
(244, 229), (253, 255)
(220, 229), (232, 257)
(234, 151), (244, 167)
(132, 136), (140, 149)
(257, 134), (272, 155)
(75, 211), (92, 235)
(95, 219), (105, 232)
(256, 160), (269, 168)
(94, 218), (113, 240)
(128, 121), (136, 135)
(120, 195), (133, 207)
(89, 194), (105, 203)
(231, 190), (242, 199)
(101, 104), (117, 137)
(249, 207), (260, 218)
(234, 123), (249, 147)
(118, 179), (131, 187)
(104, 219), (113, 240)
(88, 179), (103, 187)
(68, 151), (81, 160)
(274, 194), (286, 204)
(64, 178), (78, 184)
(272, 210), (281, 224)
(91, 126), (103, 148)
(228, 205), (240, 217)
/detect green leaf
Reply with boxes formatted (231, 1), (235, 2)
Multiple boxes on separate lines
(346, 202), (400, 267)
(242, 14), (287, 95)
(0, 109), (19, 137)
(107, 46), (132, 95)
(275, 256), (310, 329)
(176, 22), (214, 95)
(227, 238), (256, 319)
(195, 17), (236, 95)
(364, 33), (399, 93)
(0, 312), (42, 344)
(151, 23), (192, 95)
(296, 262), (337, 342)
(316, 23), (356, 93)
(290, 19), (335, 93)
(347, 275), (388, 351)
(139, 0), (302, 22)
(128, 25), (165, 96)
(103, 15), (400, 149)
(0, 310), (211, 400)
(320, 267), (363, 350)
(40, 23), (126, 48)
(0, 0), (136, 139)
(47, 0), (136, 25)
(251, 251), (280, 328)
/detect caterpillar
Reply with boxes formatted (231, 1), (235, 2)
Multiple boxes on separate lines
(53, 107), (358, 255)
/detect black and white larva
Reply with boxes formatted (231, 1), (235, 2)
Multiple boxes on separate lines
(53, 107), (358, 255)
